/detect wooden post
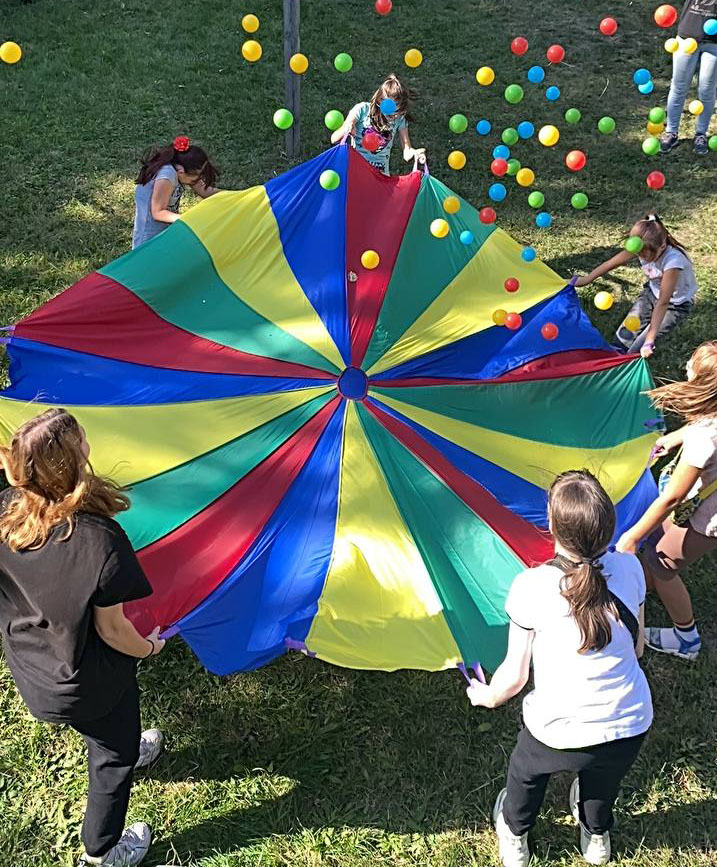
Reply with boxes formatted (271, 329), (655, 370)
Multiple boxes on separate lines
(283, 0), (300, 158)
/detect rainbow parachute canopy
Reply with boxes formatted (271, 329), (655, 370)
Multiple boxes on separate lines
(0, 145), (658, 675)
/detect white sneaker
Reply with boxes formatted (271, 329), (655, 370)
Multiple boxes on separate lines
(569, 778), (611, 865)
(80, 822), (151, 866)
(493, 788), (530, 867)
(134, 729), (164, 770)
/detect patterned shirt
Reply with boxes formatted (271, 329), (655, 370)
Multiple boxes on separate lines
(350, 101), (407, 175)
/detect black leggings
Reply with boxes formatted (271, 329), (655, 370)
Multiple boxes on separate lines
(70, 679), (141, 857)
(503, 727), (647, 836)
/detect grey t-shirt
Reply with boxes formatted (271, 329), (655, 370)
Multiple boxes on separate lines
(132, 164), (181, 249)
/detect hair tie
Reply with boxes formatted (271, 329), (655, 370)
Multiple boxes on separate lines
(645, 213), (658, 222)
(173, 135), (190, 153)
(580, 556), (603, 567)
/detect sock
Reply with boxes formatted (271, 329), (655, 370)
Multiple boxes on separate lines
(658, 624), (700, 651)
(674, 623), (700, 642)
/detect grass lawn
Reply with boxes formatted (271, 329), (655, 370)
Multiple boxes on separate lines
(2, 0), (717, 864)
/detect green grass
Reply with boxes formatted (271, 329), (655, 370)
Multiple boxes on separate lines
(1, 0), (717, 864)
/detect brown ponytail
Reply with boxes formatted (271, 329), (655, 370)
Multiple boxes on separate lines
(548, 471), (617, 653)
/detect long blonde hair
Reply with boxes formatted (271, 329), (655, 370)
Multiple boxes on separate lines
(0, 408), (129, 551)
(648, 342), (717, 423)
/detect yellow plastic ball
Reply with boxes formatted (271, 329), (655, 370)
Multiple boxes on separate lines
(242, 14), (260, 33)
(594, 290), (615, 311)
(447, 150), (467, 170)
(516, 168), (535, 187)
(665, 37), (679, 54)
(242, 40), (262, 62)
(405, 48), (423, 68)
(689, 99), (704, 115)
(683, 37), (698, 54)
(476, 66), (495, 86)
(289, 53), (309, 74)
(361, 250), (380, 269)
(538, 125), (560, 147)
(492, 309), (508, 326)
(443, 196), (461, 214)
(624, 315), (642, 332)
(430, 219), (450, 238)
(647, 121), (665, 135)
(0, 41), (22, 64)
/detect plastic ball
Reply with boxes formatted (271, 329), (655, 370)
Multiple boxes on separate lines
(625, 236), (645, 254)
(489, 183), (507, 202)
(649, 106), (666, 124)
(476, 66), (496, 85)
(405, 48), (423, 68)
(289, 53), (309, 74)
(683, 37), (699, 54)
(528, 190), (545, 208)
(448, 150), (467, 170)
(505, 312), (523, 330)
(598, 116), (616, 134)
(507, 158), (522, 176)
(689, 99), (704, 115)
(541, 322), (559, 340)
(511, 36), (529, 55)
(527, 65), (546, 84)
(565, 108), (582, 124)
(642, 136), (660, 155)
(502, 127), (519, 145)
(480, 207), (498, 224)
(430, 219), (450, 238)
(242, 14), (260, 32)
(493, 309), (508, 325)
(504, 277), (520, 293)
(654, 4), (678, 27)
(516, 168), (536, 187)
(443, 196), (461, 214)
(705, 19), (717, 36)
(460, 230), (475, 245)
(709, 135), (717, 151)
(0, 41), (22, 64)
(638, 80), (655, 95)
(624, 315), (642, 332)
(324, 110), (345, 131)
(665, 37), (679, 53)
(505, 84), (525, 104)
(545, 86), (561, 101)
(647, 121), (665, 135)
(493, 144), (511, 160)
(242, 40), (262, 62)
(565, 149), (587, 171)
(538, 124), (560, 146)
(320, 170), (341, 191)
(517, 121), (535, 139)
(647, 170), (666, 190)
(633, 68), (651, 86)
(491, 158), (509, 176)
(600, 17), (618, 36)
(522, 246), (537, 262)
(375, 0), (393, 13)
(380, 98), (397, 115)
(594, 291), (615, 311)
(334, 53), (353, 73)
(362, 130), (383, 152)
(361, 250), (380, 269)
(547, 44), (565, 63)
(273, 108), (294, 130)
(571, 192), (589, 210)
(535, 211), (552, 228)
(449, 113), (469, 133)
(476, 119), (492, 135)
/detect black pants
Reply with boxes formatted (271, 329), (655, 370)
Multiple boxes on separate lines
(70, 679), (141, 857)
(503, 727), (646, 837)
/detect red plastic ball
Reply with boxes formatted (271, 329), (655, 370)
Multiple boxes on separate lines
(541, 322), (559, 340)
(599, 17), (618, 36)
(654, 4), (678, 27)
(511, 36), (529, 56)
(505, 312), (523, 330)
(646, 170), (666, 190)
(480, 207), (497, 224)
(504, 277), (520, 293)
(491, 158), (509, 176)
(546, 44), (565, 63)
(362, 130), (382, 152)
(565, 149), (587, 172)
(374, 0), (392, 14)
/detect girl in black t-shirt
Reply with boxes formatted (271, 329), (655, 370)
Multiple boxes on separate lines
(0, 409), (165, 867)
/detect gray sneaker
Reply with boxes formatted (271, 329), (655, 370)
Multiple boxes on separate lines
(659, 131), (679, 154)
(134, 728), (164, 770)
(570, 779), (611, 865)
(694, 133), (709, 155)
(80, 823), (151, 866)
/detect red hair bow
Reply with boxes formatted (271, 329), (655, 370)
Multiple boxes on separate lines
(173, 135), (190, 152)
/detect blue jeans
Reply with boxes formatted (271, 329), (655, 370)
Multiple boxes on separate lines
(615, 285), (693, 352)
(666, 43), (717, 135)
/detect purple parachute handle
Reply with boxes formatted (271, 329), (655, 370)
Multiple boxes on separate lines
(568, 274), (579, 288)
(159, 624), (180, 640)
(457, 661), (486, 684)
(285, 637), (317, 658)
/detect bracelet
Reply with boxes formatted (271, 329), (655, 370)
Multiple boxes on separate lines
(143, 638), (155, 659)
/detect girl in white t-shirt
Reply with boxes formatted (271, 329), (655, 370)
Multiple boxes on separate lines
(575, 214), (697, 358)
(617, 341), (717, 661)
(468, 471), (652, 867)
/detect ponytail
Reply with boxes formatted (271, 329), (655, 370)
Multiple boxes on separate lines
(558, 558), (618, 653)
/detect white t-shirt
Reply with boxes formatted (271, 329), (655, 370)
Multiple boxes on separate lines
(505, 552), (653, 749)
(639, 245), (698, 305)
(682, 418), (717, 537)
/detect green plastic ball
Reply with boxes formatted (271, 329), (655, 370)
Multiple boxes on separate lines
(319, 169), (341, 190)
(708, 135), (717, 151)
(648, 106), (666, 125)
(642, 136), (660, 155)
(504, 84), (524, 104)
(273, 108), (294, 130)
(334, 53), (353, 72)
(564, 108), (582, 124)
(324, 109), (345, 131)
(571, 192), (589, 210)
(598, 116), (616, 134)
(528, 191), (545, 208)
(625, 235), (645, 254)
(502, 127), (519, 145)
(506, 158), (521, 176)
(448, 113), (469, 134)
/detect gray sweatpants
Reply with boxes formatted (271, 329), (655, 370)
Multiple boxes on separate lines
(615, 285), (692, 353)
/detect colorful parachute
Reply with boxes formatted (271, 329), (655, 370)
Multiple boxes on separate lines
(0, 145), (658, 675)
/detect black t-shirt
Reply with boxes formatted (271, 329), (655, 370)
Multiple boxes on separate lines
(678, 0), (717, 42)
(0, 500), (152, 723)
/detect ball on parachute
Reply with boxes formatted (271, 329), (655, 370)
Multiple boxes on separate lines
(480, 207), (497, 224)
(599, 17), (618, 36)
(430, 219), (450, 238)
(521, 246), (537, 262)
(505, 312), (523, 330)
(273, 108), (294, 129)
(320, 170), (341, 190)
(504, 277), (520, 293)
(647, 170), (666, 190)
(448, 150), (467, 170)
(541, 322), (559, 340)
(594, 291), (614, 311)
(460, 230), (475, 245)
(405, 48), (423, 68)
(654, 4), (678, 27)
(289, 53), (309, 74)
(443, 196), (461, 214)
(538, 125), (560, 146)
(242, 40), (262, 62)
(511, 36), (529, 55)
(547, 44), (565, 63)
(449, 113), (469, 133)
(361, 250), (380, 269)
(476, 66), (495, 85)
(565, 150), (586, 171)
(242, 14), (260, 32)
(492, 309), (508, 325)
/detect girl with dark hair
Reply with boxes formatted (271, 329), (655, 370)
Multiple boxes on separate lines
(468, 471), (652, 867)
(132, 134), (220, 249)
(330, 74), (425, 174)
(575, 214), (697, 357)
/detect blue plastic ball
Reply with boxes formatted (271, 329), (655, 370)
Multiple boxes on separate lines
(380, 97), (397, 114)
(633, 68), (651, 86)
(476, 119), (492, 135)
(488, 183), (507, 202)
(638, 80), (655, 95)
(535, 211), (552, 228)
(493, 144), (511, 160)
(517, 121), (535, 139)
(460, 230), (475, 245)
(522, 246), (537, 262)
(545, 86), (561, 101)
(527, 65), (545, 84)
(705, 18), (717, 36)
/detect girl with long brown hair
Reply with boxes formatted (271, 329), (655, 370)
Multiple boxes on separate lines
(0, 409), (165, 866)
(617, 341), (717, 661)
(468, 471), (652, 867)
